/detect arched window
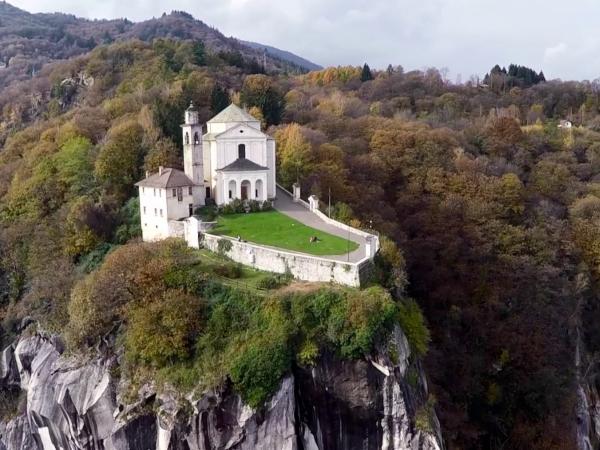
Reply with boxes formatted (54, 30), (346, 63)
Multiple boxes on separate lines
(185, 132), (190, 145)
(238, 143), (246, 159)
(194, 132), (200, 145)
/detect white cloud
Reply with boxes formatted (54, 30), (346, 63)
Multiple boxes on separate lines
(544, 43), (568, 61)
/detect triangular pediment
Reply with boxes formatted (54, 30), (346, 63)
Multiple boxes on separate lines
(215, 123), (267, 140)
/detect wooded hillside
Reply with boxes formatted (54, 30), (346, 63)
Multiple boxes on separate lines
(0, 35), (599, 449)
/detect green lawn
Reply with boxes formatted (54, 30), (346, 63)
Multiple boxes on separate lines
(210, 210), (359, 256)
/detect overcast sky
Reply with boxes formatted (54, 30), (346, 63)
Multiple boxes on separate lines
(11, 0), (600, 81)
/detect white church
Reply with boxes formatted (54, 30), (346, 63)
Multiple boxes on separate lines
(136, 103), (277, 242)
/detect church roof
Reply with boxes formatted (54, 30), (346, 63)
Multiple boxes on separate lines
(217, 158), (269, 172)
(135, 167), (196, 188)
(208, 104), (258, 124)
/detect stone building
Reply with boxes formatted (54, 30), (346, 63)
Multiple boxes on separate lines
(135, 167), (201, 242)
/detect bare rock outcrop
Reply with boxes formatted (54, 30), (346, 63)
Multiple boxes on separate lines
(0, 326), (442, 450)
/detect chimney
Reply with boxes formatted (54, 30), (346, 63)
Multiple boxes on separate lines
(145, 170), (149, 178)
(158, 166), (164, 175)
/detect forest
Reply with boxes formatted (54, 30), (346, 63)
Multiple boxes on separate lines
(1, 34), (600, 450)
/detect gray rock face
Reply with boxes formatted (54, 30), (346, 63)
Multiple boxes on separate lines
(0, 326), (443, 450)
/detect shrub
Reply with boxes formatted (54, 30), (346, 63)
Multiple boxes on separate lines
(0, 388), (25, 421)
(221, 199), (244, 215)
(261, 200), (273, 211)
(163, 264), (208, 295)
(217, 238), (232, 255)
(326, 287), (397, 358)
(77, 242), (114, 273)
(125, 290), (205, 367)
(415, 395), (436, 433)
(297, 339), (319, 366)
(256, 274), (288, 290)
(114, 197), (141, 243)
(229, 336), (291, 408)
(288, 286), (397, 360)
(397, 299), (430, 357)
(332, 202), (353, 224)
(248, 199), (261, 212)
(196, 206), (217, 221)
(213, 262), (242, 279)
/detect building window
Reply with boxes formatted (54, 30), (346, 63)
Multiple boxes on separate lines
(172, 188), (177, 197)
(153, 188), (156, 197)
(143, 206), (146, 214)
(177, 187), (183, 202)
(154, 208), (157, 216)
(160, 209), (163, 217)
(189, 204), (193, 216)
(144, 223), (147, 227)
(238, 143), (246, 159)
(185, 132), (189, 145)
(255, 189), (258, 198)
(142, 187), (145, 193)
(229, 190), (232, 199)
(188, 186), (193, 195)
(206, 187), (211, 198)
(194, 132), (199, 145)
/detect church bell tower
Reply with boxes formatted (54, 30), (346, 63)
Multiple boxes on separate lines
(181, 102), (203, 185)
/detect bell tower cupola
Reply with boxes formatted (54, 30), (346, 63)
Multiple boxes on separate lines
(181, 102), (203, 185)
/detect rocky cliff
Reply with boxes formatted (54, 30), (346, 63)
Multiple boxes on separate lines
(0, 325), (442, 450)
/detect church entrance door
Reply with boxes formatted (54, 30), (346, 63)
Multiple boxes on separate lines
(241, 180), (250, 200)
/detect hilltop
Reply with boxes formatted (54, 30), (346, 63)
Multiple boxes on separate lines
(0, 1), (319, 88)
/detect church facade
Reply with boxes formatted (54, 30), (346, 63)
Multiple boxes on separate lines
(182, 102), (276, 206)
(136, 103), (276, 242)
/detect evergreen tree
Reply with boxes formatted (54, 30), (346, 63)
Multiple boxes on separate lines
(538, 71), (546, 82)
(101, 31), (113, 44)
(360, 63), (373, 82)
(192, 41), (206, 66)
(211, 84), (230, 114)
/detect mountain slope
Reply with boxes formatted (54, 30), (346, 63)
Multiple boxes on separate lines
(241, 40), (322, 72)
(0, 2), (316, 88)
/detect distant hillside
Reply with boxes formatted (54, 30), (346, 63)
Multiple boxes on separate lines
(0, 2), (313, 88)
(241, 40), (322, 72)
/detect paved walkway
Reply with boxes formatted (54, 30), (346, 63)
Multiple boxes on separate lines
(274, 186), (367, 263)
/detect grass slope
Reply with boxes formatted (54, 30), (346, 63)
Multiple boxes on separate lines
(211, 210), (359, 256)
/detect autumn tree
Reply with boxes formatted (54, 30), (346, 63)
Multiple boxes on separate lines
(274, 123), (313, 188)
(53, 136), (94, 196)
(63, 196), (114, 257)
(240, 74), (284, 125)
(125, 290), (204, 366)
(94, 118), (145, 197)
(144, 138), (181, 172)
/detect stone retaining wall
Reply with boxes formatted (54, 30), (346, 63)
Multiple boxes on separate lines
(202, 233), (367, 287)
